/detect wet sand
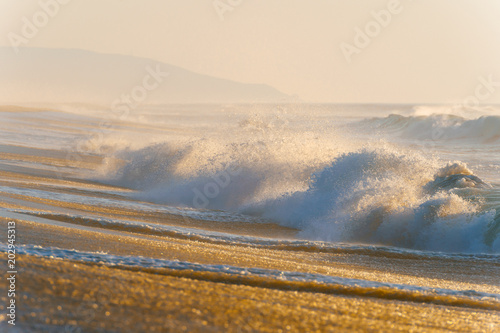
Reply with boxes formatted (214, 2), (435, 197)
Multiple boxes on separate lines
(3, 218), (499, 295)
(0, 124), (499, 332)
(0, 253), (498, 332)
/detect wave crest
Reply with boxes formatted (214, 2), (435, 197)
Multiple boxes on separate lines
(358, 114), (500, 143)
(97, 139), (499, 253)
(255, 148), (498, 253)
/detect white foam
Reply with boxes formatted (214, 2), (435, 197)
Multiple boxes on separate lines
(2, 243), (498, 308)
(90, 113), (500, 253)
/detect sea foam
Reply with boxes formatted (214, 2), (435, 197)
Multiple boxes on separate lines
(87, 108), (500, 253)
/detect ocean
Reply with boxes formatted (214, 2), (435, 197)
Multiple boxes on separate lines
(0, 103), (499, 331)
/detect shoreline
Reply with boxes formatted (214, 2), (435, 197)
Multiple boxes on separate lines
(0, 113), (499, 332)
(1, 253), (498, 332)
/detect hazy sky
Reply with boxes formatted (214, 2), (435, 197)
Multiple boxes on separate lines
(1, 0), (500, 103)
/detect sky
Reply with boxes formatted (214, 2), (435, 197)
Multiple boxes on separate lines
(1, 0), (500, 103)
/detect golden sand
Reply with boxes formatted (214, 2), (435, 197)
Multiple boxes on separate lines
(3, 217), (499, 296)
(0, 140), (499, 332)
(0, 254), (498, 332)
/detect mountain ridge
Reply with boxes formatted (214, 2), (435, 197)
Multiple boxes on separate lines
(0, 47), (291, 104)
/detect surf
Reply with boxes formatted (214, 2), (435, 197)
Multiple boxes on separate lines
(95, 131), (500, 253)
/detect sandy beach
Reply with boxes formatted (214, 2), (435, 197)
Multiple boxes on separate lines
(0, 114), (499, 332)
(2, 2), (500, 330)
(2, 252), (498, 332)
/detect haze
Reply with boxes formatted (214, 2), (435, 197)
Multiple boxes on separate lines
(1, 0), (500, 103)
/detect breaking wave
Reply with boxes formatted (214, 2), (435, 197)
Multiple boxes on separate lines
(97, 136), (500, 254)
(254, 149), (499, 253)
(357, 114), (500, 143)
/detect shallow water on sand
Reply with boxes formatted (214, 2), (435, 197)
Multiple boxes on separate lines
(0, 104), (499, 331)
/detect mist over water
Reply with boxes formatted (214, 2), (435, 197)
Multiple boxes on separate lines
(77, 103), (500, 254)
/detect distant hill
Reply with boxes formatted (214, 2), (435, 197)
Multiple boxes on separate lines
(0, 47), (291, 105)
